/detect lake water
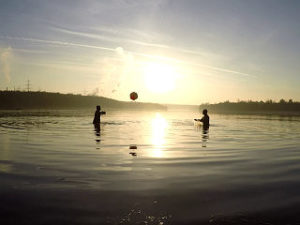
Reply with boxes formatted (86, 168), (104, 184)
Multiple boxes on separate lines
(1, 109), (300, 224)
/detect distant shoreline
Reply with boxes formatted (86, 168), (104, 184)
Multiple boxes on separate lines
(0, 91), (166, 110)
(200, 100), (300, 115)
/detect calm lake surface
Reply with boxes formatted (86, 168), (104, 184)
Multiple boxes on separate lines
(1, 109), (300, 224)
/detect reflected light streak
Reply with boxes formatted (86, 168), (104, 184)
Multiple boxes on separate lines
(150, 113), (168, 158)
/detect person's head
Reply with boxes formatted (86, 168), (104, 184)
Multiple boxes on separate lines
(202, 109), (208, 115)
(96, 105), (101, 111)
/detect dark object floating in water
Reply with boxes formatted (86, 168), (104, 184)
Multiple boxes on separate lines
(129, 152), (137, 156)
(129, 145), (137, 149)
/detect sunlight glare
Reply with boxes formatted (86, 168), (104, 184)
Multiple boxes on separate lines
(150, 113), (168, 158)
(143, 62), (178, 93)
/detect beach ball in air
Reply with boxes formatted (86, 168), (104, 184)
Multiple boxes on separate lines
(130, 92), (138, 101)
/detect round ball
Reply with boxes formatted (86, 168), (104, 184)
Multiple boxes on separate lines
(130, 92), (138, 101)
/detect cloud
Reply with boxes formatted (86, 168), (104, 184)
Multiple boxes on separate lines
(0, 47), (13, 83)
(0, 36), (116, 53)
(115, 47), (134, 64)
(0, 35), (256, 78)
(50, 26), (255, 76)
(94, 47), (139, 97)
(52, 25), (170, 49)
(89, 87), (99, 96)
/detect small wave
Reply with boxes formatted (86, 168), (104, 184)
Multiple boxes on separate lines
(0, 120), (55, 130)
(101, 121), (125, 126)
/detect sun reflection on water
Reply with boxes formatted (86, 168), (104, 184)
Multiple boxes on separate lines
(150, 113), (168, 158)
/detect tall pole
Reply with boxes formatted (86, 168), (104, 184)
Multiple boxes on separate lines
(27, 80), (31, 92)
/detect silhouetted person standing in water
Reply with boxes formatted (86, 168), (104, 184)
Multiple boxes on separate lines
(200, 109), (209, 130)
(93, 105), (106, 125)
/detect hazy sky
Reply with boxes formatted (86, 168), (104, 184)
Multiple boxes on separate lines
(0, 0), (300, 104)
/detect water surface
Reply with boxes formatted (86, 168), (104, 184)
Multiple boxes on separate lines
(1, 110), (300, 224)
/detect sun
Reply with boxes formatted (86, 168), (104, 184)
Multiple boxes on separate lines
(143, 62), (178, 93)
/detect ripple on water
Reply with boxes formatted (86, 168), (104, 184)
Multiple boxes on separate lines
(0, 110), (300, 223)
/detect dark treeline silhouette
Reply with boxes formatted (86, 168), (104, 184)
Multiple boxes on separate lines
(0, 91), (166, 110)
(200, 99), (300, 114)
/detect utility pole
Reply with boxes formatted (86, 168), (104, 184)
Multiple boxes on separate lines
(26, 80), (31, 92)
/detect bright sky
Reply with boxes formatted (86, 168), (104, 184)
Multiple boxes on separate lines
(0, 0), (300, 104)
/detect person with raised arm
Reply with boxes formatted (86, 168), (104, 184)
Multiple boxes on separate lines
(93, 105), (106, 124)
(195, 109), (209, 130)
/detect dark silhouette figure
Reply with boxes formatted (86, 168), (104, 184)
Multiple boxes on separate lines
(94, 122), (101, 149)
(94, 122), (101, 136)
(202, 129), (209, 147)
(93, 105), (106, 124)
(93, 105), (105, 149)
(200, 109), (209, 130)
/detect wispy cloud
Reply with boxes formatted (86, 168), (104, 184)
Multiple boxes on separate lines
(50, 26), (255, 77)
(52, 25), (224, 59)
(0, 47), (13, 83)
(51, 26), (170, 49)
(13, 48), (49, 54)
(133, 51), (256, 78)
(0, 36), (116, 52)
(0, 35), (256, 78)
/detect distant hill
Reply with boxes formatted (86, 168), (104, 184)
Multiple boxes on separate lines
(200, 100), (300, 115)
(0, 91), (166, 110)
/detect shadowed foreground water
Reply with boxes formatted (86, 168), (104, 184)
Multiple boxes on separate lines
(0, 110), (300, 224)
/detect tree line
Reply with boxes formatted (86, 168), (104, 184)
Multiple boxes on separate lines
(200, 99), (300, 114)
(0, 91), (166, 110)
